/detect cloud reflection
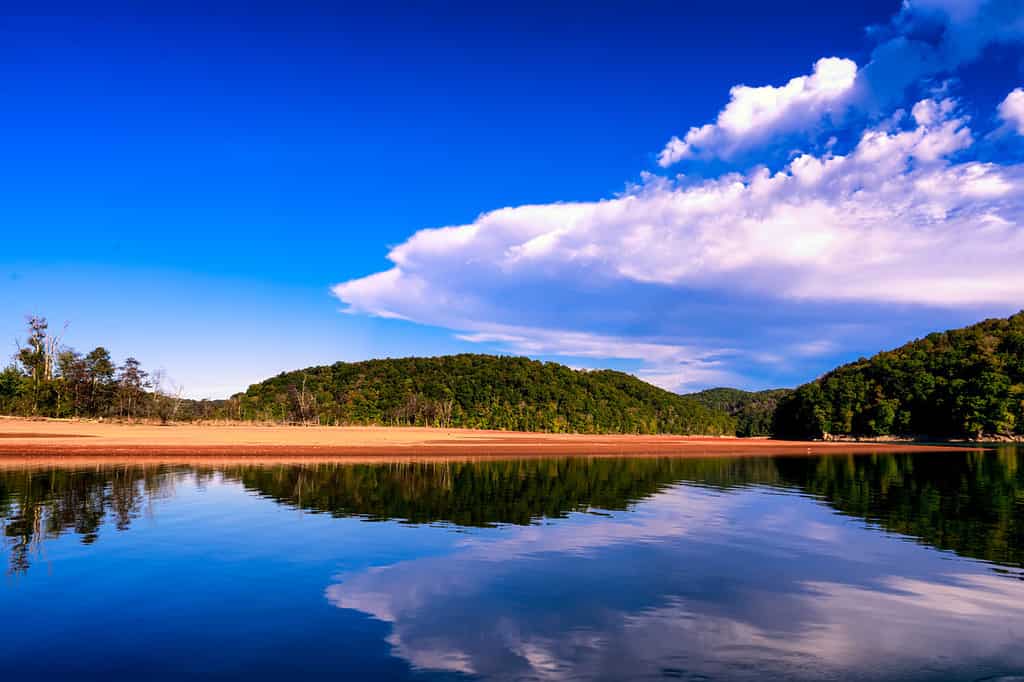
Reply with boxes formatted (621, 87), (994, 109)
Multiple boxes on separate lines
(326, 484), (1024, 681)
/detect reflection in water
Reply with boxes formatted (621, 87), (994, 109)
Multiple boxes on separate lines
(3, 450), (1020, 573)
(232, 457), (780, 525)
(327, 485), (1024, 681)
(775, 448), (1024, 567)
(2, 449), (1023, 680)
(0, 466), (205, 573)
(1, 457), (778, 574)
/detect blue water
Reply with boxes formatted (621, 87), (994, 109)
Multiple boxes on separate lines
(2, 450), (1023, 680)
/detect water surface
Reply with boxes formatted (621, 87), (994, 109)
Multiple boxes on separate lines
(2, 448), (1023, 680)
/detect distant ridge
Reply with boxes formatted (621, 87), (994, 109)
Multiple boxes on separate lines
(231, 354), (735, 435)
(686, 387), (792, 437)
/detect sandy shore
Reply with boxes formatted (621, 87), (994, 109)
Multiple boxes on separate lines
(0, 416), (977, 461)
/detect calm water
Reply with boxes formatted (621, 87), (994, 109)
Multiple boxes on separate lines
(2, 449), (1023, 681)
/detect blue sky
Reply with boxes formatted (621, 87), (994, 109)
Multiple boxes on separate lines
(2, 1), (1024, 397)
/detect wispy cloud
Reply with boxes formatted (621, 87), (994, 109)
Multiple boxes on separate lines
(453, 323), (738, 392)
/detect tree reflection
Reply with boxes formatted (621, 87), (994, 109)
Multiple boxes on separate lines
(1, 449), (1021, 574)
(0, 466), (183, 573)
(228, 457), (778, 527)
(773, 447), (1024, 567)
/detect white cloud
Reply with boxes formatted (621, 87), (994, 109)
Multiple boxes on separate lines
(999, 87), (1024, 134)
(656, 1), (1024, 166)
(340, 101), (1001, 307)
(657, 57), (858, 166)
(331, 2), (1024, 393)
(334, 100), (1023, 389)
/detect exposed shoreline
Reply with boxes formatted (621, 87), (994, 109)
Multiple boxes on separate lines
(0, 416), (981, 461)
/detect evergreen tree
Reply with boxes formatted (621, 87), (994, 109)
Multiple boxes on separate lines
(117, 357), (149, 419)
(84, 347), (116, 416)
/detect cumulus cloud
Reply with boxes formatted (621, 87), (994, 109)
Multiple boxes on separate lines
(333, 99), (1023, 389)
(658, 0), (1024, 165)
(999, 87), (1024, 134)
(332, 1), (1024, 391)
(656, 57), (858, 165)
(341, 100), (1005, 310)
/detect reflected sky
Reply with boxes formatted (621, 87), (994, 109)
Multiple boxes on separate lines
(1, 451), (1023, 680)
(328, 483), (1024, 680)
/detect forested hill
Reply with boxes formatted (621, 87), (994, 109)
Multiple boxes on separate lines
(686, 387), (792, 437)
(230, 354), (736, 435)
(773, 311), (1024, 440)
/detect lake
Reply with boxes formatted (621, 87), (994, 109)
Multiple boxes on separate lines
(2, 448), (1023, 681)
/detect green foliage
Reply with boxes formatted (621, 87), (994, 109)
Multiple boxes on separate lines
(0, 365), (25, 414)
(234, 354), (736, 435)
(687, 387), (792, 436)
(774, 311), (1024, 440)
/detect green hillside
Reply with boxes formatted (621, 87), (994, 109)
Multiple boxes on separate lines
(230, 354), (735, 435)
(687, 387), (792, 437)
(773, 311), (1024, 440)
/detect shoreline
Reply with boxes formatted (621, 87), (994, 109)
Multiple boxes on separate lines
(0, 416), (981, 460)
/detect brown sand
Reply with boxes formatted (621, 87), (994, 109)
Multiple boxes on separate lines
(0, 416), (978, 463)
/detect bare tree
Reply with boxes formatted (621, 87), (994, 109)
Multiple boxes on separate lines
(15, 316), (67, 413)
(436, 398), (454, 428)
(151, 369), (184, 424)
(285, 375), (318, 425)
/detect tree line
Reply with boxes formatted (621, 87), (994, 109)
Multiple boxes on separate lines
(9, 310), (1020, 439)
(1, 315), (737, 433)
(0, 315), (213, 422)
(686, 387), (792, 437)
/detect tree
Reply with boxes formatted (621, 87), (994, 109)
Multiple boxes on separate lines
(117, 357), (149, 419)
(84, 347), (116, 416)
(287, 374), (316, 424)
(15, 316), (65, 414)
(55, 350), (86, 417)
(151, 369), (184, 424)
(0, 365), (24, 414)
